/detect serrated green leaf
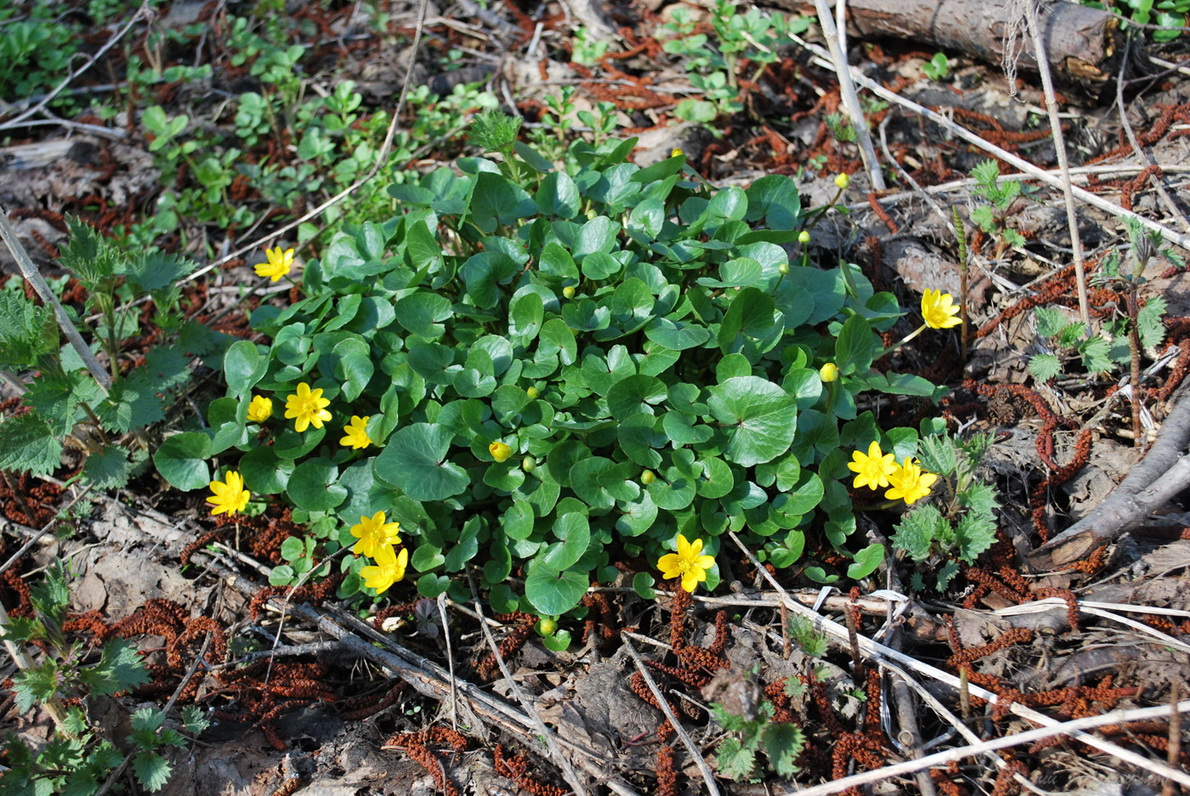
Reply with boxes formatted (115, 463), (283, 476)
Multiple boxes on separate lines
(762, 722), (804, 776)
(954, 512), (997, 563)
(1034, 306), (1071, 338)
(1079, 335), (1113, 374)
(22, 370), (103, 436)
(80, 638), (150, 697)
(133, 751), (173, 792)
(1139, 295), (1167, 350)
(962, 482), (1000, 520)
(917, 435), (957, 477)
(95, 378), (165, 433)
(0, 412), (62, 475)
(716, 737), (757, 781)
(83, 445), (134, 488)
(891, 504), (946, 562)
(122, 251), (195, 293)
(0, 291), (57, 369)
(1028, 354), (1062, 383)
(131, 706), (165, 735)
(13, 660), (60, 712)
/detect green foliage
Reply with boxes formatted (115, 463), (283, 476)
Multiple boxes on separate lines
(711, 699), (804, 781)
(786, 615), (828, 658)
(969, 160), (1029, 251)
(0, 12), (80, 102)
(892, 432), (999, 589)
(921, 52), (951, 81)
(199, 112), (940, 618)
(1, 565), (203, 794)
(1, 220), (213, 486)
(660, 1), (813, 126)
(1086, 0), (1189, 41)
(1027, 287), (1165, 384)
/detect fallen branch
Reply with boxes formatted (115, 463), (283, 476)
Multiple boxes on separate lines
(1028, 388), (1190, 568)
(471, 594), (590, 796)
(810, 0), (886, 190)
(1022, 0), (1091, 324)
(779, 0), (1125, 94)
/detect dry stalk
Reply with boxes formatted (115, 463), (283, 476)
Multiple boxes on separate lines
(0, 209), (111, 392)
(775, 699), (1190, 796)
(849, 164), (1190, 214)
(1116, 39), (1190, 231)
(470, 595), (589, 796)
(0, 601), (71, 734)
(995, 599), (1190, 654)
(622, 635), (723, 796)
(879, 659), (1046, 795)
(810, 0), (885, 190)
(1029, 386), (1190, 566)
(1020, 0), (1090, 325)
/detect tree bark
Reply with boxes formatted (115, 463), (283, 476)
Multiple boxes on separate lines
(774, 0), (1125, 95)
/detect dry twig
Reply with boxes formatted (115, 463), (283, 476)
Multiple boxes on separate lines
(622, 635), (722, 796)
(1020, 0), (1091, 325)
(810, 0), (885, 190)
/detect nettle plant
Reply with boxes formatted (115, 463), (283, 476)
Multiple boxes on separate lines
(889, 431), (999, 591)
(181, 112), (950, 635)
(2, 564), (210, 794)
(0, 221), (213, 486)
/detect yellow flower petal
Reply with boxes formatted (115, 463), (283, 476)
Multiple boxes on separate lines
(657, 534), (716, 593)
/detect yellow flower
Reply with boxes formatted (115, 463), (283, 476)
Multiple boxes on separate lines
(847, 441), (898, 491)
(819, 363), (839, 383)
(489, 440), (513, 463)
(208, 470), (250, 517)
(361, 544), (409, 595)
(284, 382), (332, 433)
(885, 458), (938, 505)
(921, 289), (962, 330)
(340, 415), (372, 450)
(671, 147), (684, 158)
(834, 172), (850, 190)
(658, 534), (716, 593)
(255, 246), (294, 282)
(246, 395), (273, 423)
(350, 511), (402, 558)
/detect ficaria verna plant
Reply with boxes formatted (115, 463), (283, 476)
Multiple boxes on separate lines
(158, 111), (960, 639)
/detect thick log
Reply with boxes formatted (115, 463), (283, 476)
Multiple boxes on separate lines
(773, 0), (1125, 94)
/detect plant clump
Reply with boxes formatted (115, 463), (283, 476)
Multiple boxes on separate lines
(171, 112), (962, 631)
